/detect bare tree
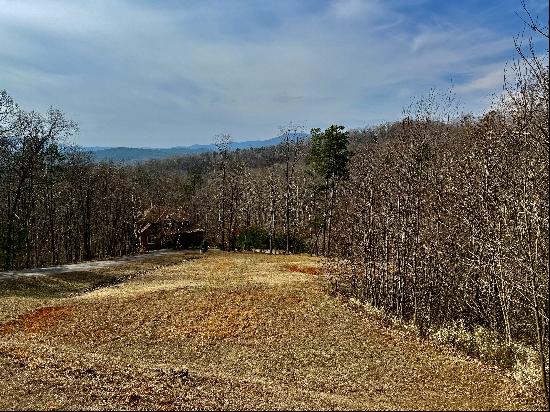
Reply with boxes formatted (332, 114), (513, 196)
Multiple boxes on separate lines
(280, 122), (305, 253)
(214, 133), (232, 250)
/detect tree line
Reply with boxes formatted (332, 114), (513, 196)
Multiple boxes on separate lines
(326, 17), (548, 401)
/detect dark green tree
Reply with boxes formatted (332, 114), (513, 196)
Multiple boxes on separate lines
(309, 124), (350, 255)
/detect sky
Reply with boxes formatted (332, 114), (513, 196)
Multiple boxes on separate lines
(1, 0), (548, 148)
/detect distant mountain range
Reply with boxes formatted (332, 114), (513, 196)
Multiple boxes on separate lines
(83, 133), (308, 163)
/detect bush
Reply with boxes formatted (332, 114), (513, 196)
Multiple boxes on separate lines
(273, 232), (309, 253)
(236, 226), (269, 251)
(430, 320), (549, 391)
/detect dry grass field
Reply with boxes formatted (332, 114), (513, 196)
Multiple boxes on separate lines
(0, 251), (543, 410)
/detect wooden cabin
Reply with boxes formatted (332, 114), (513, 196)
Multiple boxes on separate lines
(137, 206), (204, 250)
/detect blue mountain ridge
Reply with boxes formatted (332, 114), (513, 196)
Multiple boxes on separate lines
(82, 133), (308, 163)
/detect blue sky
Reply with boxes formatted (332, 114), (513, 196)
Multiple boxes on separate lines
(1, 0), (548, 147)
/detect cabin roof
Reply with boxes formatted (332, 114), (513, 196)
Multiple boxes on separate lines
(137, 206), (189, 224)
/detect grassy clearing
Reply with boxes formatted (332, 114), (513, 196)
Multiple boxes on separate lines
(0, 251), (544, 410)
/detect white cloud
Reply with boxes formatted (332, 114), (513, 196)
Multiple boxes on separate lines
(0, 0), (110, 36)
(456, 67), (504, 93)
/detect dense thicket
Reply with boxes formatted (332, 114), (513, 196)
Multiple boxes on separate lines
(326, 23), (548, 399)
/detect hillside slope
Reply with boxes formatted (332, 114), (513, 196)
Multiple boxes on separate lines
(0, 252), (540, 410)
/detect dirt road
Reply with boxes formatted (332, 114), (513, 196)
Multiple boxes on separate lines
(0, 249), (198, 280)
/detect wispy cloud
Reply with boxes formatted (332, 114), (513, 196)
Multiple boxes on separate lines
(456, 66), (504, 93)
(328, 0), (374, 19)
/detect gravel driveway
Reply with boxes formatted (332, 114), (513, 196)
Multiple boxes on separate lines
(0, 249), (194, 280)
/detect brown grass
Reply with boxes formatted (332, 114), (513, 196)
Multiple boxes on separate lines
(174, 288), (304, 340)
(0, 251), (544, 410)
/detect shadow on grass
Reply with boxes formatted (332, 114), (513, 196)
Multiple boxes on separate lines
(0, 271), (124, 299)
(0, 252), (206, 300)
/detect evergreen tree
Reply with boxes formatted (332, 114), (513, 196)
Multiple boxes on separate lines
(309, 125), (350, 255)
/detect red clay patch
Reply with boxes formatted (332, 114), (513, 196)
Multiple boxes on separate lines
(0, 306), (71, 335)
(283, 264), (320, 276)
